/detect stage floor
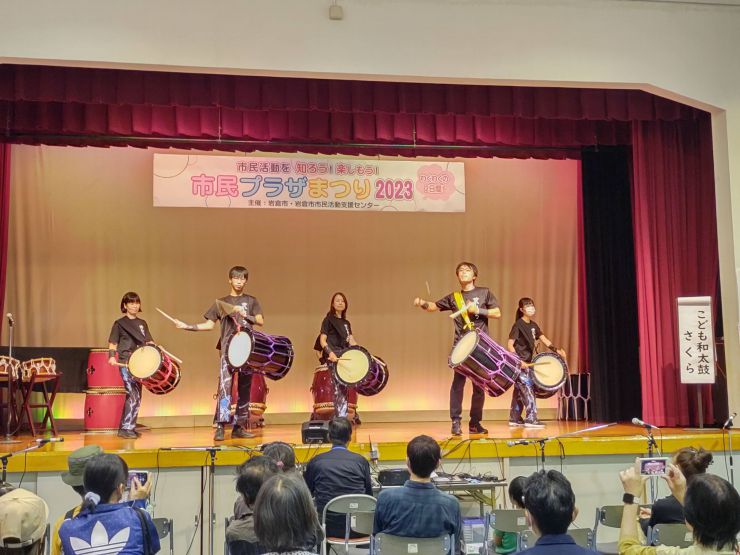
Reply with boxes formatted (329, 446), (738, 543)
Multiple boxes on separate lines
(0, 420), (731, 472)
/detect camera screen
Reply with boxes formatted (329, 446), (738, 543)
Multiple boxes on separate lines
(639, 458), (668, 476)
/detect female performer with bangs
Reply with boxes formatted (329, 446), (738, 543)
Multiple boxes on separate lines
(107, 292), (155, 439)
(316, 292), (358, 419)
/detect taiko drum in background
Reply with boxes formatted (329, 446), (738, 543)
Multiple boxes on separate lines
(310, 364), (358, 420)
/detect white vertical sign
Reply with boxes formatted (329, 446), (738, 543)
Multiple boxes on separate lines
(677, 296), (716, 384)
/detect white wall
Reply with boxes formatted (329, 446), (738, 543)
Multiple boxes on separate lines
(2, 0), (740, 411)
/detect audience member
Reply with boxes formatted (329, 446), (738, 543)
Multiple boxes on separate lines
(640, 447), (713, 535)
(518, 469), (591, 555)
(52, 445), (103, 555)
(261, 442), (297, 472)
(254, 473), (322, 555)
(373, 435), (463, 554)
(227, 455), (280, 554)
(303, 417), (372, 538)
(0, 488), (48, 555)
(620, 463), (740, 554)
(58, 453), (160, 555)
(493, 476), (527, 554)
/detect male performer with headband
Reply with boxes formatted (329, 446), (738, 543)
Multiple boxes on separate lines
(414, 262), (501, 436)
(174, 266), (264, 441)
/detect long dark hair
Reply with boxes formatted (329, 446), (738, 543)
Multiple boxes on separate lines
(78, 454), (128, 513)
(514, 297), (535, 322)
(254, 473), (323, 552)
(326, 292), (348, 319)
(120, 292), (142, 313)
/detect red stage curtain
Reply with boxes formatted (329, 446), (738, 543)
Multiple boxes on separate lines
(0, 144), (10, 322)
(0, 65), (702, 120)
(631, 116), (718, 426)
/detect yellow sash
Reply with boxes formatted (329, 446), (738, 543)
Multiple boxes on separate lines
(453, 291), (475, 332)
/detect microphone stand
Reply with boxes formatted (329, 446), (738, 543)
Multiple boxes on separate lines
(0, 441), (46, 483)
(1, 317), (20, 445)
(643, 426), (661, 502)
(162, 446), (250, 555)
(726, 421), (735, 487)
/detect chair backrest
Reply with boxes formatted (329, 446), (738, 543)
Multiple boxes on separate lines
(519, 529), (540, 550)
(323, 493), (377, 517)
(568, 528), (594, 550)
(152, 517), (171, 539)
(595, 505), (624, 529)
(649, 523), (693, 548)
(490, 509), (528, 533)
(373, 532), (452, 555)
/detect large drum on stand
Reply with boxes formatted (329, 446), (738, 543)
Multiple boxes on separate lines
(86, 349), (124, 389)
(310, 365), (358, 420)
(84, 388), (126, 432)
(248, 373), (268, 428)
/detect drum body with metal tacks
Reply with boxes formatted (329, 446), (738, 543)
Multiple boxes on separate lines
(84, 388), (126, 431)
(20, 357), (57, 382)
(530, 352), (568, 398)
(448, 330), (520, 397)
(0, 356), (21, 380)
(226, 329), (294, 380)
(86, 349), (124, 388)
(127, 345), (181, 395)
(311, 364), (358, 419)
(248, 372), (268, 417)
(334, 346), (389, 396)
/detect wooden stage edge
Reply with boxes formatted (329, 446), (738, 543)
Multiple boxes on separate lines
(0, 421), (732, 473)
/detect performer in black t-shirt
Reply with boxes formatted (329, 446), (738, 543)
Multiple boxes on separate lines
(108, 292), (155, 439)
(315, 292), (358, 419)
(507, 297), (566, 428)
(414, 262), (501, 436)
(174, 266), (264, 441)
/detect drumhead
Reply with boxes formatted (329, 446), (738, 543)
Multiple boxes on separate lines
(128, 346), (162, 379)
(227, 331), (253, 368)
(450, 331), (478, 365)
(336, 348), (371, 385)
(532, 353), (567, 388)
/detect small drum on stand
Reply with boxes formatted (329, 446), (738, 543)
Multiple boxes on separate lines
(0, 356), (21, 380)
(531, 352), (568, 398)
(334, 346), (389, 397)
(449, 330), (520, 397)
(310, 364), (358, 419)
(20, 358), (57, 382)
(127, 345), (181, 395)
(226, 328), (294, 380)
(87, 349), (124, 389)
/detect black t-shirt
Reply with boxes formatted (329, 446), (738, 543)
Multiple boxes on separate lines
(204, 294), (262, 351)
(320, 315), (353, 354)
(508, 318), (543, 362)
(108, 316), (154, 363)
(436, 286), (499, 340)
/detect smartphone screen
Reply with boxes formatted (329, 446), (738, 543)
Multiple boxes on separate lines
(127, 470), (148, 489)
(638, 457), (669, 476)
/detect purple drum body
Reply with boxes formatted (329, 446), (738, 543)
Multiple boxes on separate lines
(448, 330), (520, 397)
(249, 330), (294, 380)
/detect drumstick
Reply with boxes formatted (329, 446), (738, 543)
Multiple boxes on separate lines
(158, 345), (184, 365)
(216, 299), (239, 316)
(425, 281), (431, 297)
(156, 307), (181, 325)
(449, 302), (473, 319)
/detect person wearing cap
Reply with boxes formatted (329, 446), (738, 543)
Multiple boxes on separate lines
(0, 487), (49, 554)
(51, 445), (103, 555)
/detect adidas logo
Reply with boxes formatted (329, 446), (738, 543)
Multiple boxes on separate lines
(69, 521), (130, 555)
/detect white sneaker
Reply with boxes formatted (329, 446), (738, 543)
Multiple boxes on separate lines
(508, 421), (524, 427)
(524, 421), (545, 429)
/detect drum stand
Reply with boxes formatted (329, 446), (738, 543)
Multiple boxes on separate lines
(1, 319), (20, 445)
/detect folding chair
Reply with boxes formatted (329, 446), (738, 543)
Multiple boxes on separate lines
(519, 529), (540, 550)
(648, 523), (692, 548)
(322, 493), (376, 555)
(481, 509), (528, 554)
(568, 528), (595, 550)
(593, 505), (624, 554)
(152, 517), (174, 555)
(373, 532), (453, 555)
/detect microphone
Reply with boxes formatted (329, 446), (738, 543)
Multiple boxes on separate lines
(35, 437), (64, 444)
(506, 439), (532, 447)
(723, 412), (737, 429)
(6, 313), (14, 326)
(632, 417), (659, 430)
